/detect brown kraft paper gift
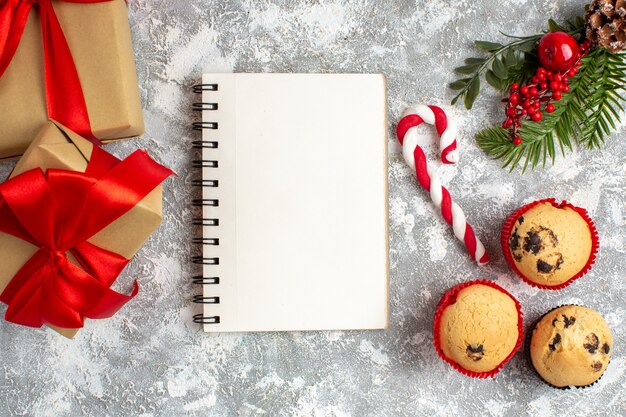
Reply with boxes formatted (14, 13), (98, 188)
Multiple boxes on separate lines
(0, 0), (144, 161)
(0, 121), (162, 338)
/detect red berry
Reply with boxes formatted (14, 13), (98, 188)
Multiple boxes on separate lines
(537, 67), (547, 75)
(523, 99), (532, 108)
(510, 93), (519, 103)
(510, 83), (520, 92)
(553, 74), (562, 82)
(531, 111), (543, 122)
(529, 86), (539, 96)
(538, 73), (547, 81)
(562, 75), (569, 83)
(546, 103), (555, 113)
(513, 136), (523, 146)
(521, 109), (528, 115)
(540, 82), (548, 90)
(538, 32), (580, 72)
(520, 86), (529, 95)
(503, 118), (514, 128)
(507, 107), (517, 117)
(552, 91), (562, 100)
(562, 85), (570, 93)
(532, 76), (540, 84)
(569, 67), (579, 76)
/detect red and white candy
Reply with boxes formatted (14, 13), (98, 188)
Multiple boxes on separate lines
(396, 104), (489, 265)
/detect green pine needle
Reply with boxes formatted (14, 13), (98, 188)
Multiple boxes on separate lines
(476, 48), (626, 172)
(577, 49), (626, 149)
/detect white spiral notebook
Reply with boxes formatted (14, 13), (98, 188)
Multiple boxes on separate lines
(192, 73), (388, 332)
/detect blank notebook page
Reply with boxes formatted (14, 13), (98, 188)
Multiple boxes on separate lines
(200, 73), (388, 332)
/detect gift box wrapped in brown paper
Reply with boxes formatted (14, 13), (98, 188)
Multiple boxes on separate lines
(0, 0), (144, 160)
(0, 121), (163, 338)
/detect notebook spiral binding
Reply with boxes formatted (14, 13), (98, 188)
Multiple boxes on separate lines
(192, 82), (221, 326)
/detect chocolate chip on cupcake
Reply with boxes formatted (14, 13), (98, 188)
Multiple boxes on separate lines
(434, 280), (523, 378)
(530, 305), (613, 388)
(501, 199), (599, 289)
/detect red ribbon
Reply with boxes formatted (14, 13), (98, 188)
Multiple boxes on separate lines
(0, 146), (173, 328)
(0, 0), (114, 142)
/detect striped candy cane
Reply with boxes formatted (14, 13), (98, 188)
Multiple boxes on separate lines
(396, 104), (489, 265)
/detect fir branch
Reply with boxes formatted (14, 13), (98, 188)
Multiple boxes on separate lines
(477, 48), (626, 172)
(477, 84), (581, 173)
(577, 49), (626, 149)
(477, 55), (590, 172)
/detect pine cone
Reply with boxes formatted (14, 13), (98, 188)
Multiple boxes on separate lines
(585, 0), (626, 52)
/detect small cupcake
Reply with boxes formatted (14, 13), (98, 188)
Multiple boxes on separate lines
(434, 280), (523, 378)
(501, 199), (599, 289)
(530, 305), (613, 388)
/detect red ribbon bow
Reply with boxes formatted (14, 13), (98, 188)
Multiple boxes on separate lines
(0, 0), (114, 142)
(0, 146), (173, 328)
